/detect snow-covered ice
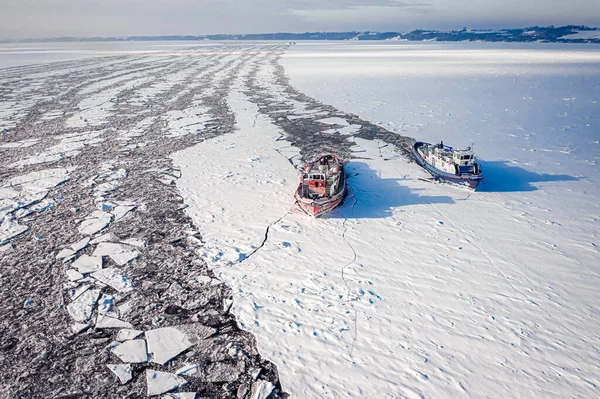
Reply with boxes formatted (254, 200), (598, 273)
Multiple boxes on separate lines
(91, 268), (134, 293)
(171, 42), (600, 398)
(72, 254), (103, 274)
(145, 327), (194, 365)
(67, 288), (101, 322)
(111, 339), (148, 363)
(116, 329), (144, 341)
(145, 369), (187, 396)
(96, 315), (134, 329)
(93, 242), (140, 266)
(107, 363), (133, 384)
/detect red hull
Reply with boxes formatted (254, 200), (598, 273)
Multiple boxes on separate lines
(295, 154), (346, 218)
(294, 188), (345, 217)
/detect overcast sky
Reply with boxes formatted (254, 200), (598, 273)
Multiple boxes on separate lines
(1, 0), (599, 39)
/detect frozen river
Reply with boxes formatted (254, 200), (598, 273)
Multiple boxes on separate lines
(1, 40), (599, 398)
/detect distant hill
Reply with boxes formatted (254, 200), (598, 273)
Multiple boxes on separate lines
(2, 25), (599, 44)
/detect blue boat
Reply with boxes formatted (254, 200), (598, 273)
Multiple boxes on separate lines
(412, 141), (484, 189)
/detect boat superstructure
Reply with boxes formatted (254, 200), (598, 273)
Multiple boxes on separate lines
(412, 141), (484, 189)
(294, 154), (346, 217)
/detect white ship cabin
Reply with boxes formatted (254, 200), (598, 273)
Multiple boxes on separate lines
(453, 148), (476, 167)
(420, 143), (477, 175)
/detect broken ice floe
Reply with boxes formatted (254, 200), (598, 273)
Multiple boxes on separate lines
(68, 284), (90, 300)
(93, 242), (140, 266)
(0, 217), (29, 245)
(322, 124), (362, 135)
(316, 117), (350, 126)
(145, 327), (194, 365)
(111, 339), (148, 363)
(1, 168), (73, 244)
(175, 364), (198, 376)
(66, 269), (84, 282)
(107, 363), (133, 384)
(90, 232), (115, 244)
(71, 323), (90, 334)
(0, 138), (40, 149)
(9, 131), (105, 168)
(67, 288), (101, 322)
(146, 369), (187, 396)
(71, 236), (91, 252)
(96, 315), (134, 329)
(116, 329), (143, 341)
(250, 380), (275, 399)
(164, 106), (213, 138)
(72, 254), (103, 274)
(91, 268), (134, 292)
(163, 393), (196, 399)
(78, 211), (112, 235)
(97, 293), (117, 316)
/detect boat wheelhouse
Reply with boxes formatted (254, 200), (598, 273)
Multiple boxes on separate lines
(294, 154), (346, 217)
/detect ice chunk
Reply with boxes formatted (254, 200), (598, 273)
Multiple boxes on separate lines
(146, 370), (187, 396)
(111, 339), (148, 363)
(175, 364), (198, 376)
(29, 199), (55, 212)
(89, 232), (116, 244)
(91, 268), (134, 292)
(66, 269), (84, 281)
(56, 248), (76, 259)
(112, 205), (136, 221)
(0, 217), (29, 245)
(97, 202), (116, 211)
(107, 364), (132, 384)
(145, 327), (194, 365)
(78, 211), (112, 235)
(250, 380), (274, 399)
(9, 167), (72, 192)
(122, 238), (146, 247)
(67, 288), (100, 322)
(96, 315), (134, 329)
(118, 299), (134, 315)
(67, 284), (90, 300)
(163, 393), (196, 399)
(116, 329), (143, 341)
(71, 236), (91, 252)
(110, 251), (140, 266)
(73, 254), (103, 274)
(316, 117), (350, 126)
(93, 242), (139, 266)
(97, 293), (115, 315)
(71, 323), (89, 334)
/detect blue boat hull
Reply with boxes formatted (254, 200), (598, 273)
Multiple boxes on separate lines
(412, 142), (484, 190)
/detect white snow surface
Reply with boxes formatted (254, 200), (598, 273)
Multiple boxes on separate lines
(172, 43), (600, 398)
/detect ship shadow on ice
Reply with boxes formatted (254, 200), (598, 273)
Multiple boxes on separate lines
(329, 161), (454, 219)
(478, 160), (579, 192)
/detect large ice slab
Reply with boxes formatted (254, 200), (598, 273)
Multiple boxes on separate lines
(96, 315), (133, 329)
(72, 254), (103, 274)
(78, 211), (112, 235)
(91, 268), (134, 293)
(93, 242), (140, 266)
(107, 363), (132, 384)
(67, 288), (100, 322)
(111, 339), (148, 363)
(145, 327), (194, 365)
(145, 369), (187, 396)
